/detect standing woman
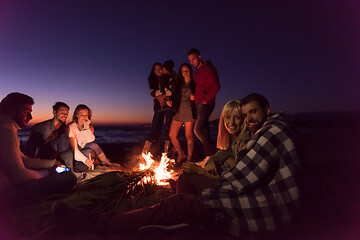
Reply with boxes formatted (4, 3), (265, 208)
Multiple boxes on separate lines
(142, 62), (174, 154)
(68, 104), (111, 172)
(169, 63), (196, 163)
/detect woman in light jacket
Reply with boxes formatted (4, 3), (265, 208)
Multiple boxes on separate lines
(68, 104), (110, 172)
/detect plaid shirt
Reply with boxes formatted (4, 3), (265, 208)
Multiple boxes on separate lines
(202, 114), (302, 236)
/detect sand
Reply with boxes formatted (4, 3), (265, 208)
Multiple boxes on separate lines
(1, 118), (360, 239)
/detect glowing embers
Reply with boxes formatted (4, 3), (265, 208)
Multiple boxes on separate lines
(139, 152), (175, 186)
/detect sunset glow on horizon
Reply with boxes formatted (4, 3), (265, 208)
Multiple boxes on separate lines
(1, 1), (359, 125)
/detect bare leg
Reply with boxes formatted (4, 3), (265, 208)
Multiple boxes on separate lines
(169, 120), (185, 162)
(184, 120), (195, 162)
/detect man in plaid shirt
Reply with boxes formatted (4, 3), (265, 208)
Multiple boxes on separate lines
(53, 93), (302, 238)
(203, 93), (302, 236)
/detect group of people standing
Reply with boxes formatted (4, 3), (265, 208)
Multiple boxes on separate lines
(143, 48), (221, 164)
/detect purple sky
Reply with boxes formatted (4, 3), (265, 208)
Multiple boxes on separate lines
(1, 0), (359, 125)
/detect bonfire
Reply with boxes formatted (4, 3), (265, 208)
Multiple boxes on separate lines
(139, 152), (176, 186)
(11, 152), (178, 239)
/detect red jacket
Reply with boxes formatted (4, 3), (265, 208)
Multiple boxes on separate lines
(193, 61), (220, 104)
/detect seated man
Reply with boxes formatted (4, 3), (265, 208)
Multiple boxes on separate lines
(0, 93), (76, 202)
(25, 102), (73, 169)
(53, 93), (302, 238)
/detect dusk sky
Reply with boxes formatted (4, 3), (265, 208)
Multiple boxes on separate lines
(1, 1), (359, 125)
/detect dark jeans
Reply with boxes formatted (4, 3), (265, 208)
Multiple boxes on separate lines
(74, 141), (104, 172)
(148, 109), (173, 142)
(16, 171), (76, 199)
(194, 103), (215, 156)
(176, 172), (218, 195)
(25, 132), (73, 168)
(96, 193), (212, 233)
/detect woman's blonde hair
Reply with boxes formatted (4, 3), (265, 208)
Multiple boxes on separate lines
(216, 100), (247, 150)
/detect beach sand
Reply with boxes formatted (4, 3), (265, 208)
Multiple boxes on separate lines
(1, 119), (360, 239)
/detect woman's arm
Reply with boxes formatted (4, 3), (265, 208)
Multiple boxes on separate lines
(182, 162), (220, 180)
(69, 136), (93, 168)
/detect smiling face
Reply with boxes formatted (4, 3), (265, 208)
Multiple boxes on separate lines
(242, 101), (270, 134)
(54, 106), (69, 124)
(224, 108), (243, 136)
(154, 64), (163, 77)
(76, 109), (89, 126)
(187, 53), (201, 68)
(14, 104), (33, 128)
(181, 65), (191, 80)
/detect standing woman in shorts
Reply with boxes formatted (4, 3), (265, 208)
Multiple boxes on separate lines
(169, 63), (196, 163)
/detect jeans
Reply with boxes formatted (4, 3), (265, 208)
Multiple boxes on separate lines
(176, 173), (218, 195)
(16, 171), (76, 199)
(148, 109), (173, 142)
(74, 141), (104, 172)
(194, 103), (215, 156)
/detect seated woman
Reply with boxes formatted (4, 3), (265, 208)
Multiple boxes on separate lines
(169, 63), (196, 163)
(68, 104), (111, 172)
(178, 100), (250, 194)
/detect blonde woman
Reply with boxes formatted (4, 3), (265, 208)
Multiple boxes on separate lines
(68, 104), (111, 172)
(203, 99), (249, 175)
(179, 100), (250, 194)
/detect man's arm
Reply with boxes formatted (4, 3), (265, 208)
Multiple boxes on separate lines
(24, 131), (43, 157)
(21, 152), (55, 169)
(0, 128), (48, 185)
(221, 125), (295, 194)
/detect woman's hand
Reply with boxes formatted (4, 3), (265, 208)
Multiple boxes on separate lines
(204, 162), (218, 175)
(85, 158), (94, 169)
(190, 94), (195, 101)
(156, 95), (166, 107)
(182, 162), (205, 175)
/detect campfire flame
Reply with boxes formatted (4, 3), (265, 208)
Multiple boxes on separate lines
(139, 152), (175, 186)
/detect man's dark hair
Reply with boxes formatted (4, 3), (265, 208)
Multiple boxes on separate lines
(187, 48), (200, 56)
(163, 60), (174, 72)
(0, 92), (34, 114)
(53, 102), (69, 112)
(241, 93), (270, 109)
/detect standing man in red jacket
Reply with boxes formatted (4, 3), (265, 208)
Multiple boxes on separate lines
(187, 48), (220, 161)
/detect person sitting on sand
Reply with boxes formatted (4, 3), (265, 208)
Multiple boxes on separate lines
(169, 63), (196, 163)
(142, 62), (174, 155)
(0, 93), (76, 201)
(25, 102), (74, 169)
(52, 93), (302, 238)
(177, 99), (250, 194)
(68, 104), (111, 172)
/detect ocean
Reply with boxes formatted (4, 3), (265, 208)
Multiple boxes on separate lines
(17, 122), (219, 146)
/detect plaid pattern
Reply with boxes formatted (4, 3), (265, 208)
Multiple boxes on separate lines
(202, 114), (301, 236)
